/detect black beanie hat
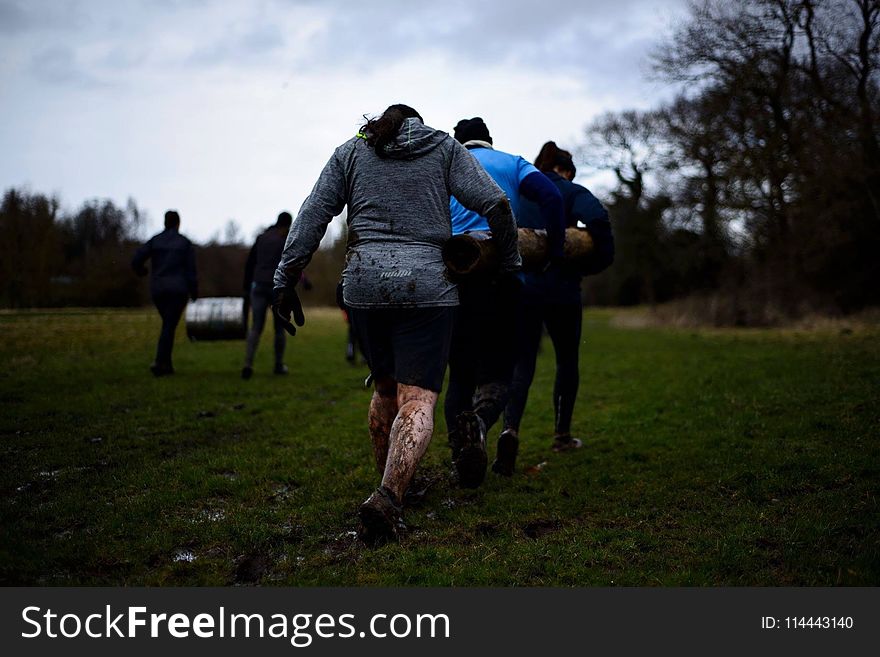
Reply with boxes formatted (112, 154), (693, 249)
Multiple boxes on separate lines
(453, 117), (492, 145)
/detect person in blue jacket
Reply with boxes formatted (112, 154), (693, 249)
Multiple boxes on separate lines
(131, 210), (198, 377)
(446, 118), (566, 487)
(499, 142), (614, 473)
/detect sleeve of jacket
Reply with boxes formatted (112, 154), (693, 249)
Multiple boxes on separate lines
(186, 240), (199, 299)
(274, 148), (348, 289)
(131, 240), (151, 276)
(446, 141), (521, 272)
(572, 186), (614, 275)
(519, 171), (565, 260)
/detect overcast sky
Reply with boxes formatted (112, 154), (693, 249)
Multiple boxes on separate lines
(0, 0), (687, 243)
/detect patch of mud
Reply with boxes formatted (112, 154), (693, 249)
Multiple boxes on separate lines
(173, 549), (197, 563)
(475, 522), (499, 537)
(322, 530), (364, 562)
(38, 469), (63, 479)
(522, 519), (561, 540)
(268, 483), (299, 503)
(233, 553), (269, 585)
(403, 470), (444, 508)
(194, 509), (225, 523)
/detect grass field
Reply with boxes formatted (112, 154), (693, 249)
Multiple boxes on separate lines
(0, 306), (878, 586)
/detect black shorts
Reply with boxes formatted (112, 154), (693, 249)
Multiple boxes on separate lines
(349, 306), (455, 392)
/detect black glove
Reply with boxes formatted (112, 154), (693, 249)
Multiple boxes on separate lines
(272, 286), (305, 336)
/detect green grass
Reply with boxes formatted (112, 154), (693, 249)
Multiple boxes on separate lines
(0, 307), (878, 585)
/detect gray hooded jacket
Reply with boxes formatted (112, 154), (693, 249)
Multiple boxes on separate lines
(274, 118), (520, 308)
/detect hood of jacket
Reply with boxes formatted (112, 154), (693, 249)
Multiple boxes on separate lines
(378, 117), (449, 160)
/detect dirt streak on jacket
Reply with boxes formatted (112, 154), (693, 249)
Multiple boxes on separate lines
(274, 118), (520, 308)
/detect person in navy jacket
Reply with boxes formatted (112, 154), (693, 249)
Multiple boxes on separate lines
(132, 210), (198, 377)
(241, 211), (294, 379)
(446, 118), (565, 486)
(501, 142), (614, 471)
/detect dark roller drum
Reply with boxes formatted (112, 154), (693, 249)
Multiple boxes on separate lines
(185, 297), (247, 341)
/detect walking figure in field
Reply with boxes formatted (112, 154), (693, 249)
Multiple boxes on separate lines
(504, 142), (614, 463)
(242, 211), (296, 379)
(272, 104), (519, 543)
(446, 117), (565, 484)
(131, 210), (198, 377)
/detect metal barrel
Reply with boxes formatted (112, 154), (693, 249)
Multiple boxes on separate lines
(185, 297), (247, 341)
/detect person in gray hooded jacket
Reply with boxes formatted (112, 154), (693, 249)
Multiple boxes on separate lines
(273, 104), (519, 543)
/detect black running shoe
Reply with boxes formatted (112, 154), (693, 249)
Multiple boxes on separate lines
(274, 363), (289, 375)
(453, 411), (487, 488)
(241, 366), (253, 380)
(491, 429), (519, 477)
(358, 486), (405, 545)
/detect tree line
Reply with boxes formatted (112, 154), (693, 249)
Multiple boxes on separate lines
(2, 1), (877, 322)
(582, 0), (880, 323)
(0, 188), (344, 308)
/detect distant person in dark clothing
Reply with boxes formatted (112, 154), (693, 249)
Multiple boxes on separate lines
(132, 210), (198, 377)
(241, 211), (295, 379)
(503, 142), (614, 467)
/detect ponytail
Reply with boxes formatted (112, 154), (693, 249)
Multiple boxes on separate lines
(360, 104), (423, 158)
(534, 141), (576, 177)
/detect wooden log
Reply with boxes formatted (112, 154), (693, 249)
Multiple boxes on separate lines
(441, 231), (499, 276)
(443, 227), (595, 275)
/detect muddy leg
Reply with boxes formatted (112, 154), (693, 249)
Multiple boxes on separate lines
(381, 383), (438, 502)
(368, 376), (398, 475)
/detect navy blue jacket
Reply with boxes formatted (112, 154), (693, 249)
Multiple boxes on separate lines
(518, 171), (614, 304)
(132, 229), (198, 299)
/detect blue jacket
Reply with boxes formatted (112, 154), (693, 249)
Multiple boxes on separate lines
(132, 228), (198, 299)
(450, 145), (565, 259)
(518, 171), (614, 304)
